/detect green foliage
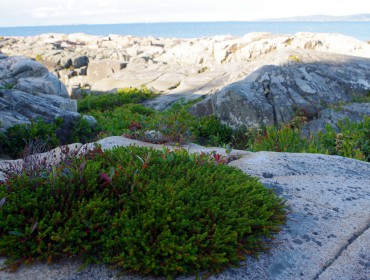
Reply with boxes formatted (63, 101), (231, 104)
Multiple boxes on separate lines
(0, 118), (60, 158)
(0, 146), (286, 277)
(2, 87), (368, 162)
(249, 116), (370, 161)
(229, 127), (258, 150)
(289, 55), (301, 62)
(0, 116), (100, 159)
(0, 83), (15, 90)
(87, 103), (155, 137)
(252, 124), (313, 153)
(77, 87), (154, 113)
(351, 91), (370, 103)
(82, 95), (232, 147)
(127, 99), (233, 146)
(35, 54), (43, 61)
(316, 117), (370, 161)
(71, 117), (101, 144)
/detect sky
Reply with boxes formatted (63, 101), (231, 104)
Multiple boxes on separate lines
(1, 0), (369, 27)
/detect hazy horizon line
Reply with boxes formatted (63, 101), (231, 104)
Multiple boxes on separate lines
(1, 13), (369, 28)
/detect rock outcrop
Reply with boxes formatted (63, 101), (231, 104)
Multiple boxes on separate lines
(1, 136), (369, 279)
(1, 32), (369, 131)
(0, 55), (94, 142)
(189, 49), (370, 131)
(1, 32), (370, 108)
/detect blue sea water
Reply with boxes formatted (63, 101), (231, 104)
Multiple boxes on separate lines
(0, 21), (369, 42)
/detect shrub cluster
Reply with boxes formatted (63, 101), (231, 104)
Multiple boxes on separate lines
(124, 99), (233, 146)
(250, 116), (370, 161)
(0, 118), (60, 158)
(0, 117), (100, 159)
(81, 93), (233, 147)
(1, 87), (368, 162)
(0, 146), (286, 278)
(77, 87), (154, 112)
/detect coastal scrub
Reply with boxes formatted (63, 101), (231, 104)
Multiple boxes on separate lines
(0, 146), (286, 278)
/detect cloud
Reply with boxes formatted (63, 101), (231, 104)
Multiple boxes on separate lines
(29, 7), (68, 18)
(0, 0), (369, 27)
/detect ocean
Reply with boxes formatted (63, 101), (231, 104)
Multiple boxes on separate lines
(0, 21), (369, 42)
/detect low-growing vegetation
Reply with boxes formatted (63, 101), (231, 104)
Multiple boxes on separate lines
(78, 91), (233, 147)
(1, 87), (369, 277)
(78, 87), (154, 112)
(0, 118), (61, 159)
(0, 83), (15, 90)
(0, 145), (286, 277)
(1, 87), (369, 162)
(249, 116), (369, 161)
(34, 54), (43, 61)
(352, 90), (370, 103)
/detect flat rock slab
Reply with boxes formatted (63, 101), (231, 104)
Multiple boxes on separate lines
(227, 152), (370, 280)
(1, 137), (369, 279)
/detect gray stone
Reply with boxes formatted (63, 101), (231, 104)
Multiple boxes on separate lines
(317, 227), (370, 280)
(13, 73), (68, 97)
(302, 103), (370, 135)
(86, 60), (127, 84)
(0, 88), (79, 128)
(79, 66), (87, 75)
(9, 57), (49, 78)
(190, 50), (370, 130)
(2, 32), (370, 111)
(227, 152), (370, 280)
(72, 55), (89, 68)
(144, 130), (164, 142)
(60, 56), (72, 68)
(0, 55), (94, 143)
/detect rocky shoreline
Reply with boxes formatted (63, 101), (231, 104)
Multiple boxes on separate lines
(1, 32), (369, 99)
(0, 32), (370, 279)
(1, 32), (369, 134)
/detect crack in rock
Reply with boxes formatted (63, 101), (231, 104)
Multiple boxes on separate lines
(313, 221), (370, 280)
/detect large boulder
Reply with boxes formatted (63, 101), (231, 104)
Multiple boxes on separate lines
(86, 59), (127, 84)
(189, 49), (370, 130)
(0, 55), (94, 143)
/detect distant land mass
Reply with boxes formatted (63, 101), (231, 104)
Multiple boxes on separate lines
(258, 13), (370, 22)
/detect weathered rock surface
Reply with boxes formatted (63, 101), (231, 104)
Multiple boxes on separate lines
(2, 32), (369, 131)
(302, 103), (370, 135)
(1, 136), (369, 279)
(189, 49), (370, 130)
(0, 55), (94, 140)
(1, 32), (369, 107)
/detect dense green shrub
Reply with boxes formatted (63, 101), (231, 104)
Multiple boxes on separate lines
(71, 117), (101, 144)
(78, 87), (154, 112)
(0, 146), (286, 277)
(87, 104), (155, 137)
(351, 91), (370, 103)
(249, 116), (370, 161)
(0, 118), (60, 158)
(191, 115), (233, 146)
(316, 116), (370, 161)
(252, 125), (313, 153)
(0, 117), (101, 159)
(2, 87), (368, 162)
(82, 95), (233, 147)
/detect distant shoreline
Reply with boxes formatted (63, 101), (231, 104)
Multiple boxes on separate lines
(1, 21), (369, 42)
